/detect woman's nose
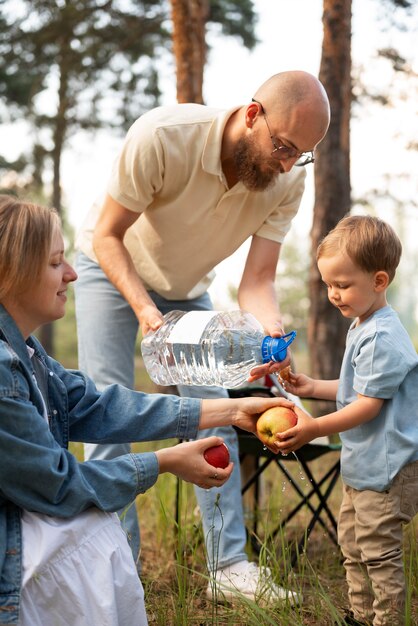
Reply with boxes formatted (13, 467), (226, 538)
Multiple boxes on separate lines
(64, 261), (78, 283)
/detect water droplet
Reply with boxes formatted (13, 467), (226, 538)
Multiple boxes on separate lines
(292, 452), (308, 485)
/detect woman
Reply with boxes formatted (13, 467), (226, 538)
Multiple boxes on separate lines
(0, 195), (294, 626)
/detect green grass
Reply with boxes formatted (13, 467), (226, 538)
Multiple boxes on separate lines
(69, 431), (418, 625)
(58, 291), (417, 625)
(134, 454), (417, 625)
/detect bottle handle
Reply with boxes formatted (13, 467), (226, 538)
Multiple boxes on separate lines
(280, 330), (297, 346)
(273, 331), (296, 362)
(261, 330), (297, 363)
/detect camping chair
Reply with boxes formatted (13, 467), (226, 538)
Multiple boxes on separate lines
(229, 375), (341, 566)
(174, 376), (342, 567)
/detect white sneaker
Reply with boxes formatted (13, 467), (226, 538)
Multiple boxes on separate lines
(206, 561), (301, 605)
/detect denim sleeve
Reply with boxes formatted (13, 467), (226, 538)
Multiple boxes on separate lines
(0, 354), (201, 516)
(0, 393), (160, 515)
(52, 361), (202, 443)
(130, 452), (160, 494)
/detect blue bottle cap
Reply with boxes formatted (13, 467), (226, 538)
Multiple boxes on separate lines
(261, 331), (297, 364)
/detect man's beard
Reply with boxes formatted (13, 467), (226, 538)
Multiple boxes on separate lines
(233, 136), (281, 191)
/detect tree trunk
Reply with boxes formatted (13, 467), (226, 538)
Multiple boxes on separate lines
(38, 324), (54, 355)
(42, 54), (70, 357)
(308, 0), (352, 416)
(170, 0), (208, 103)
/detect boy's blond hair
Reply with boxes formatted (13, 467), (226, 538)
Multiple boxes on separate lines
(317, 214), (402, 283)
(0, 195), (60, 301)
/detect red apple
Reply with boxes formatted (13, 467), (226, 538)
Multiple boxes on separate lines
(203, 442), (230, 468)
(256, 406), (298, 446)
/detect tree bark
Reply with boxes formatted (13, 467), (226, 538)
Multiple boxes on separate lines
(170, 0), (209, 103)
(41, 44), (71, 357)
(309, 0), (352, 416)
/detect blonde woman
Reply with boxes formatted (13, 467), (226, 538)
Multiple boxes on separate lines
(0, 195), (296, 626)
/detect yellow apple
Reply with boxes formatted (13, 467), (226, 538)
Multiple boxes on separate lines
(256, 406), (297, 446)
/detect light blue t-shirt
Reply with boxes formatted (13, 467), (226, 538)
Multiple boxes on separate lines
(337, 305), (418, 491)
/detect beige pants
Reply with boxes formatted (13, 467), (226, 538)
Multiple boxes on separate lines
(338, 460), (418, 626)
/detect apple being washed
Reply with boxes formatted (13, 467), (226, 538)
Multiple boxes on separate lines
(203, 442), (230, 468)
(256, 406), (298, 447)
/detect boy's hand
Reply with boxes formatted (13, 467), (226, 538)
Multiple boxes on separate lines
(280, 371), (315, 398)
(274, 407), (321, 455)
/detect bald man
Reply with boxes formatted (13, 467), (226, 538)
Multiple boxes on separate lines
(74, 70), (330, 604)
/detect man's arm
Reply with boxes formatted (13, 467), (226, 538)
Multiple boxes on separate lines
(238, 235), (293, 381)
(237, 235), (283, 335)
(93, 193), (163, 334)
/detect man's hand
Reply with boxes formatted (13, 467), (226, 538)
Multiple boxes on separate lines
(247, 320), (292, 383)
(247, 352), (292, 383)
(139, 304), (165, 337)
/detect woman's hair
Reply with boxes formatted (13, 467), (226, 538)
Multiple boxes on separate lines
(317, 214), (402, 283)
(0, 195), (60, 301)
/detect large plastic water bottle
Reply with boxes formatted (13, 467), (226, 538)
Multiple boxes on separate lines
(141, 310), (296, 388)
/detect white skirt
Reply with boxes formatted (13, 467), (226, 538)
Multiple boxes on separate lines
(20, 508), (148, 626)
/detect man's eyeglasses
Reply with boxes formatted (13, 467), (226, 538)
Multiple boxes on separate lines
(251, 98), (314, 167)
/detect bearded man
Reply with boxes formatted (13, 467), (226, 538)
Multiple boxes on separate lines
(74, 70), (330, 604)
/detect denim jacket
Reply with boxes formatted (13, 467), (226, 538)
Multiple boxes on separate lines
(0, 305), (201, 624)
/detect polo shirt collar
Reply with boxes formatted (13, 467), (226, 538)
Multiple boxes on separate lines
(202, 106), (241, 179)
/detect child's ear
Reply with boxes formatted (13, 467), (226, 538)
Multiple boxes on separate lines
(374, 270), (389, 292)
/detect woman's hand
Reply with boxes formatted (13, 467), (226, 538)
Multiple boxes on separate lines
(155, 436), (233, 490)
(231, 396), (295, 436)
(200, 396), (295, 454)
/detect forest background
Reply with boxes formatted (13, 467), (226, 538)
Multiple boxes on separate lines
(0, 2), (417, 624)
(1, 0), (418, 398)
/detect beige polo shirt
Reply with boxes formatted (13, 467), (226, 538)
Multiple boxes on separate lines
(76, 103), (306, 300)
